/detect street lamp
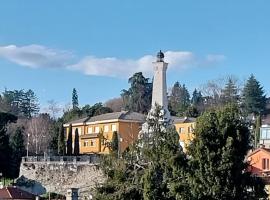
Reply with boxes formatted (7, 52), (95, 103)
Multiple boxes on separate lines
(26, 133), (30, 158)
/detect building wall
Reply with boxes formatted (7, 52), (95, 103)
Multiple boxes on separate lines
(248, 149), (270, 176)
(118, 121), (142, 152)
(174, 122), (195, 150)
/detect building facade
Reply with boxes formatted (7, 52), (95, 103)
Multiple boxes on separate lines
(64, 112), (196, 154)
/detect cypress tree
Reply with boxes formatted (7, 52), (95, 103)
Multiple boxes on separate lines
(111, 131), (118, 153)
(66, 125), (73, 155)
(58, 125), (65, 155)
(73, 128), (80, 156)
(72, 88), (79, 110)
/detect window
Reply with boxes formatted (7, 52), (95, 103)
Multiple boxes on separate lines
(88, 127), (93, 134)
(112, 124), (117, 132)
(262, 158), (270, 170)
(90, 139), (96, 147)
(95, 126), (100, 133)
(261, 128), (270, 139)
(179, 127), (184, 134)
(104, 125), (109, 133)
(83, 140), (89, 147)
(188, 126), (193, 133)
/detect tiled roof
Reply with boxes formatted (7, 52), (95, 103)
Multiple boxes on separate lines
(66, 111), (146, 125)
(0, 186), (36, 199)
(247, 147), (270, 157)
(172, 116), (196, 123)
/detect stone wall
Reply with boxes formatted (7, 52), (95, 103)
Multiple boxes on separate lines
(18, 157), (105, 199)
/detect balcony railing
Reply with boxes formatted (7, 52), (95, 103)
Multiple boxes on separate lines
(21, 155), (100, 164)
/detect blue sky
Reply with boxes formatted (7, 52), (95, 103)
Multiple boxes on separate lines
(0, 1), (269, 111)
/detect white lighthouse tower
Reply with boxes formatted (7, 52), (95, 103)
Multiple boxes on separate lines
(150, 50), (171, 121)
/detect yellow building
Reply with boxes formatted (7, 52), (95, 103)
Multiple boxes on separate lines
(64, 112), (196, 154)
(173, 117), (196, 151)
(63, 111), (145, 154)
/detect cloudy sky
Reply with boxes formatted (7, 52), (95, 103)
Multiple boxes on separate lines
(0, 1), (269, 110)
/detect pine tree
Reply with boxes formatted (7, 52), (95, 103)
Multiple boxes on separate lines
(58, 124), (66, 155)
(10, 127), (26, 178)
(72, 88), (79, 110)
(121, 72), (152, 114)
(221, 78), (238, 104)
(20, 89), (40, 118)
(73, 128), (80, 156)
(191, 88), (203, 106)
(187, 104), (267, 199)
(66, 125), (73, 155)
(242, 74), (266, 115)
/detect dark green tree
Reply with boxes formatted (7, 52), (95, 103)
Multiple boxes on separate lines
(169, 82), (190, 116)
(66, 125), (73, 155)
(185, 105), (199, 118)
(0, 112), (17, 177)
(10, 127), (26, 178)
(121, 72), (152, 114)
(58, 124), (66, 155)
(221, 78), (238, 104)
(191, 88), (203, 106)
(73, 128), (80, 156)
(20, 89), (40, 118)
(72, 88), (79, 110)
(111, 131), (118, 154)
(187, 104), (267, 199)
(242, 74), (266, 115)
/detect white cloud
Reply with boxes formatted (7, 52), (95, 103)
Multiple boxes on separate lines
(0, 44), (225, 77)
(0, 45), (73, 68)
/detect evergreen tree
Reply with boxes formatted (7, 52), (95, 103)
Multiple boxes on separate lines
(10, 127), (26, 178)
(20, 89), (40, 118)
(191, 88), (203, 106)
(242, 74), (266, 115)
(111, 131), (118, 154)
(187, 104), (267, 199)
(121, 72), (152, 114)
(66, 125), (73, 155)
(169, 82), (190, 116)
(221, 78), (238, 104)
(0, 112), (17, 177)
(72, 88), (79, 110)
(73, 128), (80, 156)
(58, 124), (66, 155)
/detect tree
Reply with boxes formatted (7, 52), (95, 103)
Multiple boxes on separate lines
(191, 88), (203, 106)
(242, 74), (266, 115)
(221, 78), (239, 104)
(25, 113), (53, 155)
(23, 89), (40, 118)
(73, 128), (80, 156)
(187, 104), (267, 199)
(58, 124), (65, 155)
(169, 82), (190, 116)
(72, 88), (79, 110)
(66, 125), (72, 155)
(0, 112), (17, 178)
(121, 72), (152, 114)
(10, 127), (26, 178)
(105, 97), (124, 112)
(111, 131), (118, 154)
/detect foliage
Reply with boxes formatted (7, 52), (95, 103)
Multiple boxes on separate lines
(121, 72), (152, 114)
(58, 124), (66, 155)
(73, 128), (80, 155)
(221, 78), (239, 104)
(169, 82), (190, 116)
(111, 131), (118, 153)
(0, 89), (39, 118)
(66, 124), (72, 155)
(0, 112), (17, 178)
(242, 74), (266, 115)
(186, 104), (267, 200)
(72, 88), (79, 109)
(9, 127), (26, 178)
